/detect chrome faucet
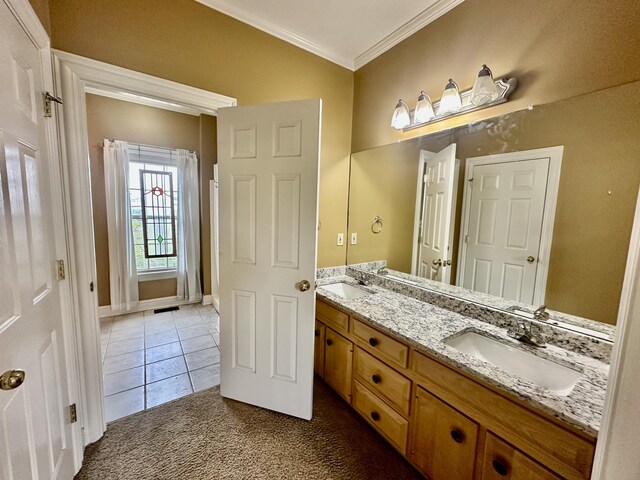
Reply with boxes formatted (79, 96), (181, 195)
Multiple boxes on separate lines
(533, 305), (550, 322)
(507, 319), (546, 348)
(376, 266), (388, 275)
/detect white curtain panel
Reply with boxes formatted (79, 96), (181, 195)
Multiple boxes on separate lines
(103, 139), (139, 311)
(210, 167), (220, 307)
(176, 149), (202, 301)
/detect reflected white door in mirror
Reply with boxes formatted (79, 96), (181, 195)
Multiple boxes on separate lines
(412, 144), (459, 282)
(458, 147), (563, 306)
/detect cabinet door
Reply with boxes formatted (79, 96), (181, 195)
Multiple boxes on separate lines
(314, 321), (325, 377)
(324, 327), (353, 402)
(482, 433), (561, 480)
(409, 387), (479, 480)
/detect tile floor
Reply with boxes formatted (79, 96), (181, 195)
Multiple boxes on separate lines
(100, 304), (221, 422)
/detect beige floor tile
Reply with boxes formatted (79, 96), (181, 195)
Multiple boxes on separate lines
(177, 324), (210, 341)
(111, 317), (144, 331)
(103, 350), (145, 375)
(104, 386), (144, 422)
(103, 366), (145, 396)
(189, 364), (221, 392)
(145, 330), (180, 348)
(144, 320), (176, 336)
(174, 316), (205, 329)
(181, 334), (216, 354)
(146, 373), (193, 408)
(146, 356), (188, 384)
(184, 347), (220, 371)
(109, 325), (145, 341)
(145, 342), (183, 364)
(105, 337), (145, 357)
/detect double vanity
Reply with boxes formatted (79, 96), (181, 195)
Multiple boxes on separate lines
(314, 264), (611, 480)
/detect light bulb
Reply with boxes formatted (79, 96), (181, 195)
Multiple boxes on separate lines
(470, 64), (499, 106)
(391, 99), (410, 129)
(439, 79), (462, 115)
(414, 91), (435, 124)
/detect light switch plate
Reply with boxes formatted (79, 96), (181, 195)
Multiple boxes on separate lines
(337, 233), (344, 246)
(351, 233), (358, 245)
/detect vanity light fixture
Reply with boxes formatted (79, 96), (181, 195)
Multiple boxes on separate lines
(438, 79), (462, 115)
(390, 65), (518, 131)
(414, 91), (435, 123)
(390, 99), (411, 129)
(470, 64), (500, 106)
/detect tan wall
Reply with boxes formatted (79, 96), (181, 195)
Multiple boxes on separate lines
(352, 0), (640, 152)
(347, 82), (640, 324)
(85, 94), (201, 306)
(49, 0), (354, 268)
(27, 0), (50, 35)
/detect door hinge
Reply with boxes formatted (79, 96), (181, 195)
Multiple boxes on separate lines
(423, 174), (428, 184)
(57, 259), (66, 280)
(69, 403), (77, 423)
(44, 92), (63, 117)
(465, 235), (469, 244)
(90, 281), (95, 292)
(468, 178), (474, 188)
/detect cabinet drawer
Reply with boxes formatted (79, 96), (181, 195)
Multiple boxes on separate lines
(353, 380), (409, 455)
(482, 433), (561, 480)
(412, 350), (594, 480)
(351, 319), (408, 369)
(354, 347), (411, 416)
(316, 300), (349, 334)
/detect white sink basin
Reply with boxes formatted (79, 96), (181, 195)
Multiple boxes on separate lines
(445, 332), (582, 396)
(319, 282), (372, 300)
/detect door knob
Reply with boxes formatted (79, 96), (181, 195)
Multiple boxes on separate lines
(527, 256), (536, 263)
(444, 259), (452, 266)
(298, 280), (311, 292)
(0, 369), (25, 390)
(432, 259), (442, 266)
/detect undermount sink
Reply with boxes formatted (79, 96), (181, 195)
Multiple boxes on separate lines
(445, 332), (582, 396)
(319, 282), (372, 300)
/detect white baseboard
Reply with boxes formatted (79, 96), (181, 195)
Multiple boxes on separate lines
(99, 295), (202, 317)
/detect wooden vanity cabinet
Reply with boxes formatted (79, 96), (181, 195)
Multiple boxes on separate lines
(409, 386), (479, 479)
(314, 321), (325, 377)
(323, 326), (353, 402)
(481, 433), (561, 480)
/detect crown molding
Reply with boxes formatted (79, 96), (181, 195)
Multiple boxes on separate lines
(354, 0), (465, 70)
(195, 0), (354, 70)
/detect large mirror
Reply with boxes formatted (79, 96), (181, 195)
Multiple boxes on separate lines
(347, 81), (640, 325)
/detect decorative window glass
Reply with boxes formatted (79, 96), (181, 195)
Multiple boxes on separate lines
(140, 170), (177, 258)
(129, 151), (179, 272)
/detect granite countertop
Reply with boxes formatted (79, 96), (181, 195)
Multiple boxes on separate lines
(316, 275), (609, 438)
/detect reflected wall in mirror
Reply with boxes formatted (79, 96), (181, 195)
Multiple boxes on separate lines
(347, 81), (640, 325)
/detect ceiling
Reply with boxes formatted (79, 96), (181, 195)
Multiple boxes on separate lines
(195, 0), (464, 70)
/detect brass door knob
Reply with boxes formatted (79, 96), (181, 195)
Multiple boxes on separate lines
(0, 369), (25, 391)
(298, 280), (311, 292)
(527, 256), (536, 263)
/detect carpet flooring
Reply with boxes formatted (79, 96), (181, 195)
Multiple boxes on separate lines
(75, 379), (422, 479)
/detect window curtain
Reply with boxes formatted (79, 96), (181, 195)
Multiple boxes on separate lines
(176, 149), (202, 301)
(103, 139), (139, 311)
(210, 164), (220, 308)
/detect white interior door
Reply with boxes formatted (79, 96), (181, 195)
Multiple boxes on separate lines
(217, 99), (321, 420)
(0, 2), (75, 479)
(415, 145), (458, 282)
(462, 158), (550, 303)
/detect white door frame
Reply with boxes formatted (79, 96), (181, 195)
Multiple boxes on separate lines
(457, 146), (564, 306)
(3, 0), (85, 471)
(52, 49), (236, 446)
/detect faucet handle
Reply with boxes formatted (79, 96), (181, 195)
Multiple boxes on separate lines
(533, 305), (550, 321)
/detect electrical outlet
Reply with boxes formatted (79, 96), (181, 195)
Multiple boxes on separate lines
(351, 232), (358, 245)
(337, 233), (344, 246)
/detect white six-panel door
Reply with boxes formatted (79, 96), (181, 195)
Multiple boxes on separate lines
(0, 1), (75, 478)
(462, 158), (550, 304)
(217, 99), (321, 420)
(416, 145), (458, 282)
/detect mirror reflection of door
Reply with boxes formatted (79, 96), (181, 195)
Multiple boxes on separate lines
(412, 145), (459, 282)
(458, 147), (563, 305)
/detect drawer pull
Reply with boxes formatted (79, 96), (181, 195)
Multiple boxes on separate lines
(315, 329), (320, 337)
(371, 374), (381, 384)
(326, 339), (333, 346)
(492, 458), (509, 477)
(450, 429), (464, 443)
(368, 337), (379, 347)
(370, 411), (381, 421)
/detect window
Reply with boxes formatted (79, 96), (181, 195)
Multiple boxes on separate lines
(128, 145), (179, 273)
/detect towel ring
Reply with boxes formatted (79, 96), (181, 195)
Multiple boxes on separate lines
(371, 216), (383, 234)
